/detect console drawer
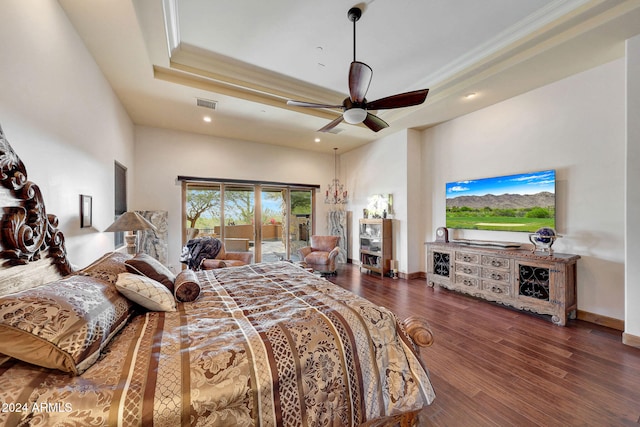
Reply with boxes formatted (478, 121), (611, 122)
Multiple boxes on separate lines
(482, 281), (511, 296)
(455, 263), (481, 276)
(482, 268), (510, 283)
(482, 255), (510, 270)
(456, 252), (480, 264)
(455, 274), (480, 289)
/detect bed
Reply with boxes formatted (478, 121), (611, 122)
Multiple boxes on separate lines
(0, 125), (435, 426)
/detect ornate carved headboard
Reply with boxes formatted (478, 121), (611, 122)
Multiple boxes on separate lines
(0, 125), (72, 296)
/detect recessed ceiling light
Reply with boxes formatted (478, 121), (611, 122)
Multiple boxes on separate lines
(314, 138), (321, 143)
(464, 92), (477, 99)
(203, 116), (212, 123)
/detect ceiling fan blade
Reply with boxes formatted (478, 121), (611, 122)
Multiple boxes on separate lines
(366, 89), (429, 110)
(363, 113), (389, 132)
(348, 61), (372, 103)
(318, 116), (344, 133)
(287, 100), (342, 109)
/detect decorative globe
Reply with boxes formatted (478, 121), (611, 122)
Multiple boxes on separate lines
(534, 227), (556, 244)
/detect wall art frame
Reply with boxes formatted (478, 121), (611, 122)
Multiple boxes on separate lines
(80, 194), (92, 228)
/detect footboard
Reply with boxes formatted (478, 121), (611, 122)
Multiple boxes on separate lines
(403, 316), (434, 348)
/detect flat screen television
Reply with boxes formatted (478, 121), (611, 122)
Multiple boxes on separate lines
(446, 169), (555, 233)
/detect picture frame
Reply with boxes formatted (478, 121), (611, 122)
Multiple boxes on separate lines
(367, 194), (393, 218)
(80, 194), (92, 228)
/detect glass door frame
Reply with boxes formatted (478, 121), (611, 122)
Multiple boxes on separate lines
(222, 183), (256, 256)
(181, 178), (317, 263)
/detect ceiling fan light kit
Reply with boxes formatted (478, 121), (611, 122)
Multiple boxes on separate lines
(286, 6), (429, 133)
(343, 107), (367, 124)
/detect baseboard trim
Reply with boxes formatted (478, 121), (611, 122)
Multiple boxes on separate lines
(576, 310), (624, 331)
(347, 263), (426, 280)
(622, 332), (640, 348)
(399, 271), (425, 280)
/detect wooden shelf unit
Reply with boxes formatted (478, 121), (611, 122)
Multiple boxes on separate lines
(426, 241), (580, 326)
(359, 219), (392, 277)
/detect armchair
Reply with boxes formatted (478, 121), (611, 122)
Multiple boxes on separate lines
(298, 235), (341, 275)
(200, 241), (253, 269)
(181, 237), (253, 270)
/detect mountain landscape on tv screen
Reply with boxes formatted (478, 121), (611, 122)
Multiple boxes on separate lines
(446, 191), (555, 210)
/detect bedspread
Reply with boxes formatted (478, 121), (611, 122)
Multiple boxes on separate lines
(0, 262), (434, 426)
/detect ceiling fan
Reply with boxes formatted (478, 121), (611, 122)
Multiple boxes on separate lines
(287, 6), (429, 133)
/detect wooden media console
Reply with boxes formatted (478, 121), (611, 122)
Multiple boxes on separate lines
(426, 241), (580, 326)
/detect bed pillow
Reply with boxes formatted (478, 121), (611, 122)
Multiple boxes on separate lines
(200, 259), (227, 269)
(125, 253), (175, 292)
(77, 251), (131, 285)
(174, 269), (201, 302)
(115, 273), (176, 312)
(0, 275), (134, 375)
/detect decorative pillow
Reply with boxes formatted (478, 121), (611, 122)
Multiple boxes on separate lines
(0, 275), (134, 375)
(219, 259), (245, 267)
(200, 259), (227, 270)
(115, 273), (176, 312)
(125, 253), (175, 292)
(77, 251), (131, 285)
(174, 270), (201, 302)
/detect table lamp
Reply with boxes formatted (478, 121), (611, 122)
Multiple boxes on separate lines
(105, 211), (157, 255)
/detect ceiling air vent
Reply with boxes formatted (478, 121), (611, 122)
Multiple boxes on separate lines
(196, 98), (218, 110)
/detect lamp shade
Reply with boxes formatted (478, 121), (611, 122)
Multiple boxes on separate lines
(105, 211), (157, 233)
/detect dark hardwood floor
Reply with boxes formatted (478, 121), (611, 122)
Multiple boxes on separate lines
(326, 263), (640, 426)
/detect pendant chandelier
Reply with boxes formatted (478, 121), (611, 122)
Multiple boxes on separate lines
(325, 147), (348, 205)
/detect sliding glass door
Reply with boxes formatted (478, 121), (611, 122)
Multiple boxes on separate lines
(289, 189), (313, 261)
(183, 181), (315, 263)
(261, 187), (286, 262)
(185, 184), (221, 240)
(222, 185), (255, 254)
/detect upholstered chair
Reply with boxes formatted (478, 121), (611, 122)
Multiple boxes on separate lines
(199, 240), (253, 270)
(298, 235), (341, 275)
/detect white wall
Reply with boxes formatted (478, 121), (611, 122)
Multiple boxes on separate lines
(625, 35), (640, 338)
(0, 1), (135, 268)
(342, 130), (414, 273)
(406, 129), (424, 275)
(422, 58), (626, 320)
(133, 126), (336, 271)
